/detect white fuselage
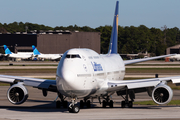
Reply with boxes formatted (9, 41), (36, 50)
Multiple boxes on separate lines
(170, 54), (180, 61)
(5, 53), (32, 59)
(36, 54), (61, 60)
(56, 48), (125, 98)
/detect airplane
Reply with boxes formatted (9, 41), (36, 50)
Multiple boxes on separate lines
(32, 45), (62, 60)
(0, 1), (179, 113)
(167, 54), (180, 61)
(3, 45), (33, 59)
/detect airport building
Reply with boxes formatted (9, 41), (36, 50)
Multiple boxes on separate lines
(166, 44), (180, 54)
(0, 31), (101, 54)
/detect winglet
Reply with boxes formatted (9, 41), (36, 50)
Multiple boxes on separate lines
(32, 45), (41, 55)
(3, 45), (12, 54)
(108, 1), (119, 54)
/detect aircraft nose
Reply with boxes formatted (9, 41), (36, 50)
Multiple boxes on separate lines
(62, 69), (75, 84)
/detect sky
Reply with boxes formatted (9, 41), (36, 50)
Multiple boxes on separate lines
(0, 0), (180, 29)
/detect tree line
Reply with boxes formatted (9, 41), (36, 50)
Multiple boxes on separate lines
(1, 22), (180, 55)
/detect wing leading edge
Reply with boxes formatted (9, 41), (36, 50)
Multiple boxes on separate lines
(123, 54), (175, 65)
(0, 75), (57, 92)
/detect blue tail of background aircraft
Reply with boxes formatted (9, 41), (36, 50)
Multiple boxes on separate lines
(32, 45), (41, 55)
(3, 45), (12, 54)
(108, 1), (119, 54)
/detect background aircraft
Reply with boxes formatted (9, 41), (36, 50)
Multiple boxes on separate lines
(0, 1), (179, 113)
(32, 45), (62, 60)
(167, 54), (180, 61)
(3, 45), (32, 59)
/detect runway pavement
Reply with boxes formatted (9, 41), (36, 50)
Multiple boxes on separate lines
(0, 86), (180, 120)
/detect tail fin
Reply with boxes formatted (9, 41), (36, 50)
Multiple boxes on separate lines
(3, 45), (12, 54)
(108, 1), (119, 54)
(32, 45), (41, 55)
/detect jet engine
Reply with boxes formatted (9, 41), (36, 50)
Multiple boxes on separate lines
(152, 83), (173, 105)
(7, 83), (28, 105)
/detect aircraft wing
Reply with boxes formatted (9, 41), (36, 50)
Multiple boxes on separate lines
(106, 76), (180, 92)
(123, 54), (175, 65)
(0, 75), (57, 92)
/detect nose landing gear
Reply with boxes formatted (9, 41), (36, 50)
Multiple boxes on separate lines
(68, 98), (80, 113)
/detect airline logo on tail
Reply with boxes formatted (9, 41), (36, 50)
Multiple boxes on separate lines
(32, 45), (41, 55)
(3, 45), (12, 54)
(108, 1), (119, 54)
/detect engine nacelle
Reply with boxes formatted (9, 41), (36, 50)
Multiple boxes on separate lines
(152, 83), (173, 105)
(7, 83), (28, 105)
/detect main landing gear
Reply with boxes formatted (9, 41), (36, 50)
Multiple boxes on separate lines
(80, 99), (91, 108)
(120, 89), (134, 108)
(101, 96), (114, 108)
(56, 92), (68, 108)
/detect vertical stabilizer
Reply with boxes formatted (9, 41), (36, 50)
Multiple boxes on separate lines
(108, 1), (119, 54)
(32, 45), (41, 55)
(3, 45), (12, 54)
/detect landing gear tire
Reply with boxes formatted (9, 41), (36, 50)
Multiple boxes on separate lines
(109, 100), (113, 108)
(80, 100), (84, 108)
(102, 100), (107, 108)
(121, 101), (125, 108)
(121, 101), (133, 108)
(86, 100), (91, 108)
(63, 101), (68, 108)
(72, 105), (80, 113)
(56, 100), (61, 108)
(68, 105), (80, 113)
(68, 106), (73, 113)
(128, 101), (133, 108)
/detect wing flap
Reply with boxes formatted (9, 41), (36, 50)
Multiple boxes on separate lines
(107, 76), (180, 92)
(171, 78), (180, 84)
(107, 79), (160, 92)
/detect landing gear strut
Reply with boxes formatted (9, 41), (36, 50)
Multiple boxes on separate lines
(68, 98), (80, 113)
(121, 89), (133, 108)
(80, 98), (91, 108)
(56, 92), (68, 108)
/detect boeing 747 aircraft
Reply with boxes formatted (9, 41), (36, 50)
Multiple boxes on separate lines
(32, 45), (62, 60)
(0, 1), (179, 113)
(3, 45), (32, 59)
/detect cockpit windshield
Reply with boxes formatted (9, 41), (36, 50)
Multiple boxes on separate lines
(65, 54), (81, 59)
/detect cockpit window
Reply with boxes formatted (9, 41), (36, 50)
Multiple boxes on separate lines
(65, 54), (81, 59)
(66, 55), (70, 58)
(71, 55), (81, 58)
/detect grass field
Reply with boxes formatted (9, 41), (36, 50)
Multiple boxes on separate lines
(134, 100), (180, 105)
(126, 63), (180, 66)
(0, 69), (56, 73)
(0, 65), (58, 66)
(126, 68), (180, 73)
